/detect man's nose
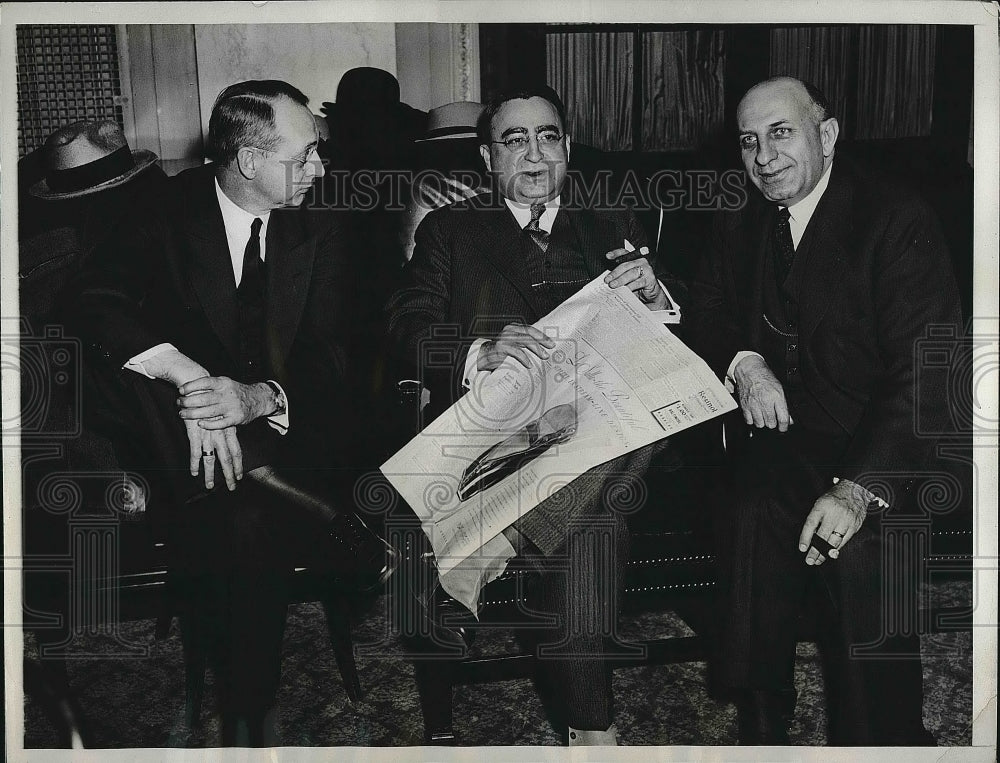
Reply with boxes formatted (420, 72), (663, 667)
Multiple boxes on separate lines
(309, 152), (325, 180)
(755, 139), (777, 166)
(524, 135), (544, 162)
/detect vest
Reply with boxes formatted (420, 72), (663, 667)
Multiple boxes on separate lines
(759, 215), (844, 443)
(522, 208), (591, 315)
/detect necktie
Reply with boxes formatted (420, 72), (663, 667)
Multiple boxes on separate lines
(239, 217), (264, 296)
(774, 206), (795, 276)
(525, 203), (550, 252)
(238, 218), (265, 374)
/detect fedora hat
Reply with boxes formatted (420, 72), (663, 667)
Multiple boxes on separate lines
(417, 101), (485, 142)
(321, 67), (427, 142)
(30, 120), (158, 200)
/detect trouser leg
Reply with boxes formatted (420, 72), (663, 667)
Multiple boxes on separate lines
(225, 497), (290, 746)
(171, 485), (290, 747)
(526, 510), (629, 731)
(820, 515), (932, 745)
(718, 476), (932, 745)
(717, 490), (807, 692)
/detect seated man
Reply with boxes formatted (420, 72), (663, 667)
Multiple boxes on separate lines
(687, 76), (962, 745)
(64, 79), (394, 746)
(386, 85), (676, 746)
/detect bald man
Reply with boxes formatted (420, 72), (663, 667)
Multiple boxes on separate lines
(688, 77), (961, 745)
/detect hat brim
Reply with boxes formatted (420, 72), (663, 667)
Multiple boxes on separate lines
(415, 132), (480, 143)
(30, 150), (159, 200)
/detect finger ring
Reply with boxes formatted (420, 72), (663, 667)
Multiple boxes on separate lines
(831, 531), (844, 537)
(202, 450), (215, 457)
(637, 267), (643, 278)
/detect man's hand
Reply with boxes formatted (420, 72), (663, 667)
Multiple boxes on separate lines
(133, 346), (209, 387)
(604, 250), (669, 310)
(176, 376), (275, 429)
(798, 479), (870, 565)
(477, 324), (556, 372)
(183, 418), (243, 491)
(732, 354), (794, 431)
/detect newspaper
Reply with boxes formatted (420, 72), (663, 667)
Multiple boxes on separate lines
(381, 275), (736, 606)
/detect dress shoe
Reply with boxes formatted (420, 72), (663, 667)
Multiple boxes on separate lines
(417, 586), (475, 652)
(240, 464), (398, 592)
(221, 706), (278, 747)
(326, 510), (398, 592)
(736, 689), (791, 745)
(398, 552), (475, 653)
(568, 724), (618, 746)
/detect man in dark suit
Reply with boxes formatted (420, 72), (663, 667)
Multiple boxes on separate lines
(387, 86), (676, 745)
(688, 77), (962, 745)
(66, 80), (391, 745)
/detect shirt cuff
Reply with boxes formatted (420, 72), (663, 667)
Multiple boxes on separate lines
(648, 280), (681, 324)
(124, 343), (178, 378)
(833, 477), (890, 510)
(266, 380), (289, 434)
(725, 350), (765, 393)
(463, 338), (489, 389)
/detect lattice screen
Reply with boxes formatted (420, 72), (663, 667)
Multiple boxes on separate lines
(16, 25), (125, 157)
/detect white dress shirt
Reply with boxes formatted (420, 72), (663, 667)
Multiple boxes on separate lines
(214, 177), (271, 286)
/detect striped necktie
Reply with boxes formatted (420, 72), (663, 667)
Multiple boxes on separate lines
(525, 203), (549, 252)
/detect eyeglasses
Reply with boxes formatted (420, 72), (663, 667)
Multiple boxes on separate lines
(248, 145), (318, 170)
(491, 131), (565, 153)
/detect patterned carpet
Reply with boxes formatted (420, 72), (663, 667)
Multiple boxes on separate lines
(22, 581), (972, 748)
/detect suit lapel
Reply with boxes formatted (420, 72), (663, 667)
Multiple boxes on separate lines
(184, 172), (242, 364)
(473, 205), (548, 318)
(564, 207), (608, 279)
(264, 211), (313, 367)
(746, 207), (770, 350)
(797, 165), (853, 346)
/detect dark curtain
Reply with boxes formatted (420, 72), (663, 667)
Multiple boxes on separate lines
(855, 25), (936, 139)
(642, 30), (726, 151)
(547, 31), (634, 151)
(770, 26), (853, 132)
(771, 25), (935, 140)
(544, 24), (938, 152)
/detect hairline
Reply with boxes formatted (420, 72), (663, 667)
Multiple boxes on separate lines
(478, 88), (568, 147)
(738, 76), (832, 129)
(208, 81), (310, 165)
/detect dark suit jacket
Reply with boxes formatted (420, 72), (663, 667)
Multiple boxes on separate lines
(388, 192), (650, 381)
(386, 192), (665, 555)
(688, 156), (963, 504)
(66, 164), (355, 503)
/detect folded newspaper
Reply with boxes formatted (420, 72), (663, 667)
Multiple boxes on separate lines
(381, 274), (737, 613)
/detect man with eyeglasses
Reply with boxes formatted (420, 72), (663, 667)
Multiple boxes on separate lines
(387, 85), (675, 746)
(66, 79), (394, 745)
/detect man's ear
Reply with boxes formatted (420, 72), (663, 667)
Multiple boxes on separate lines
(479, 144), (492, 174)
(565, 134), (571, 164)
(235, 147), (258, 180)
(819, 117), (839, 158)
